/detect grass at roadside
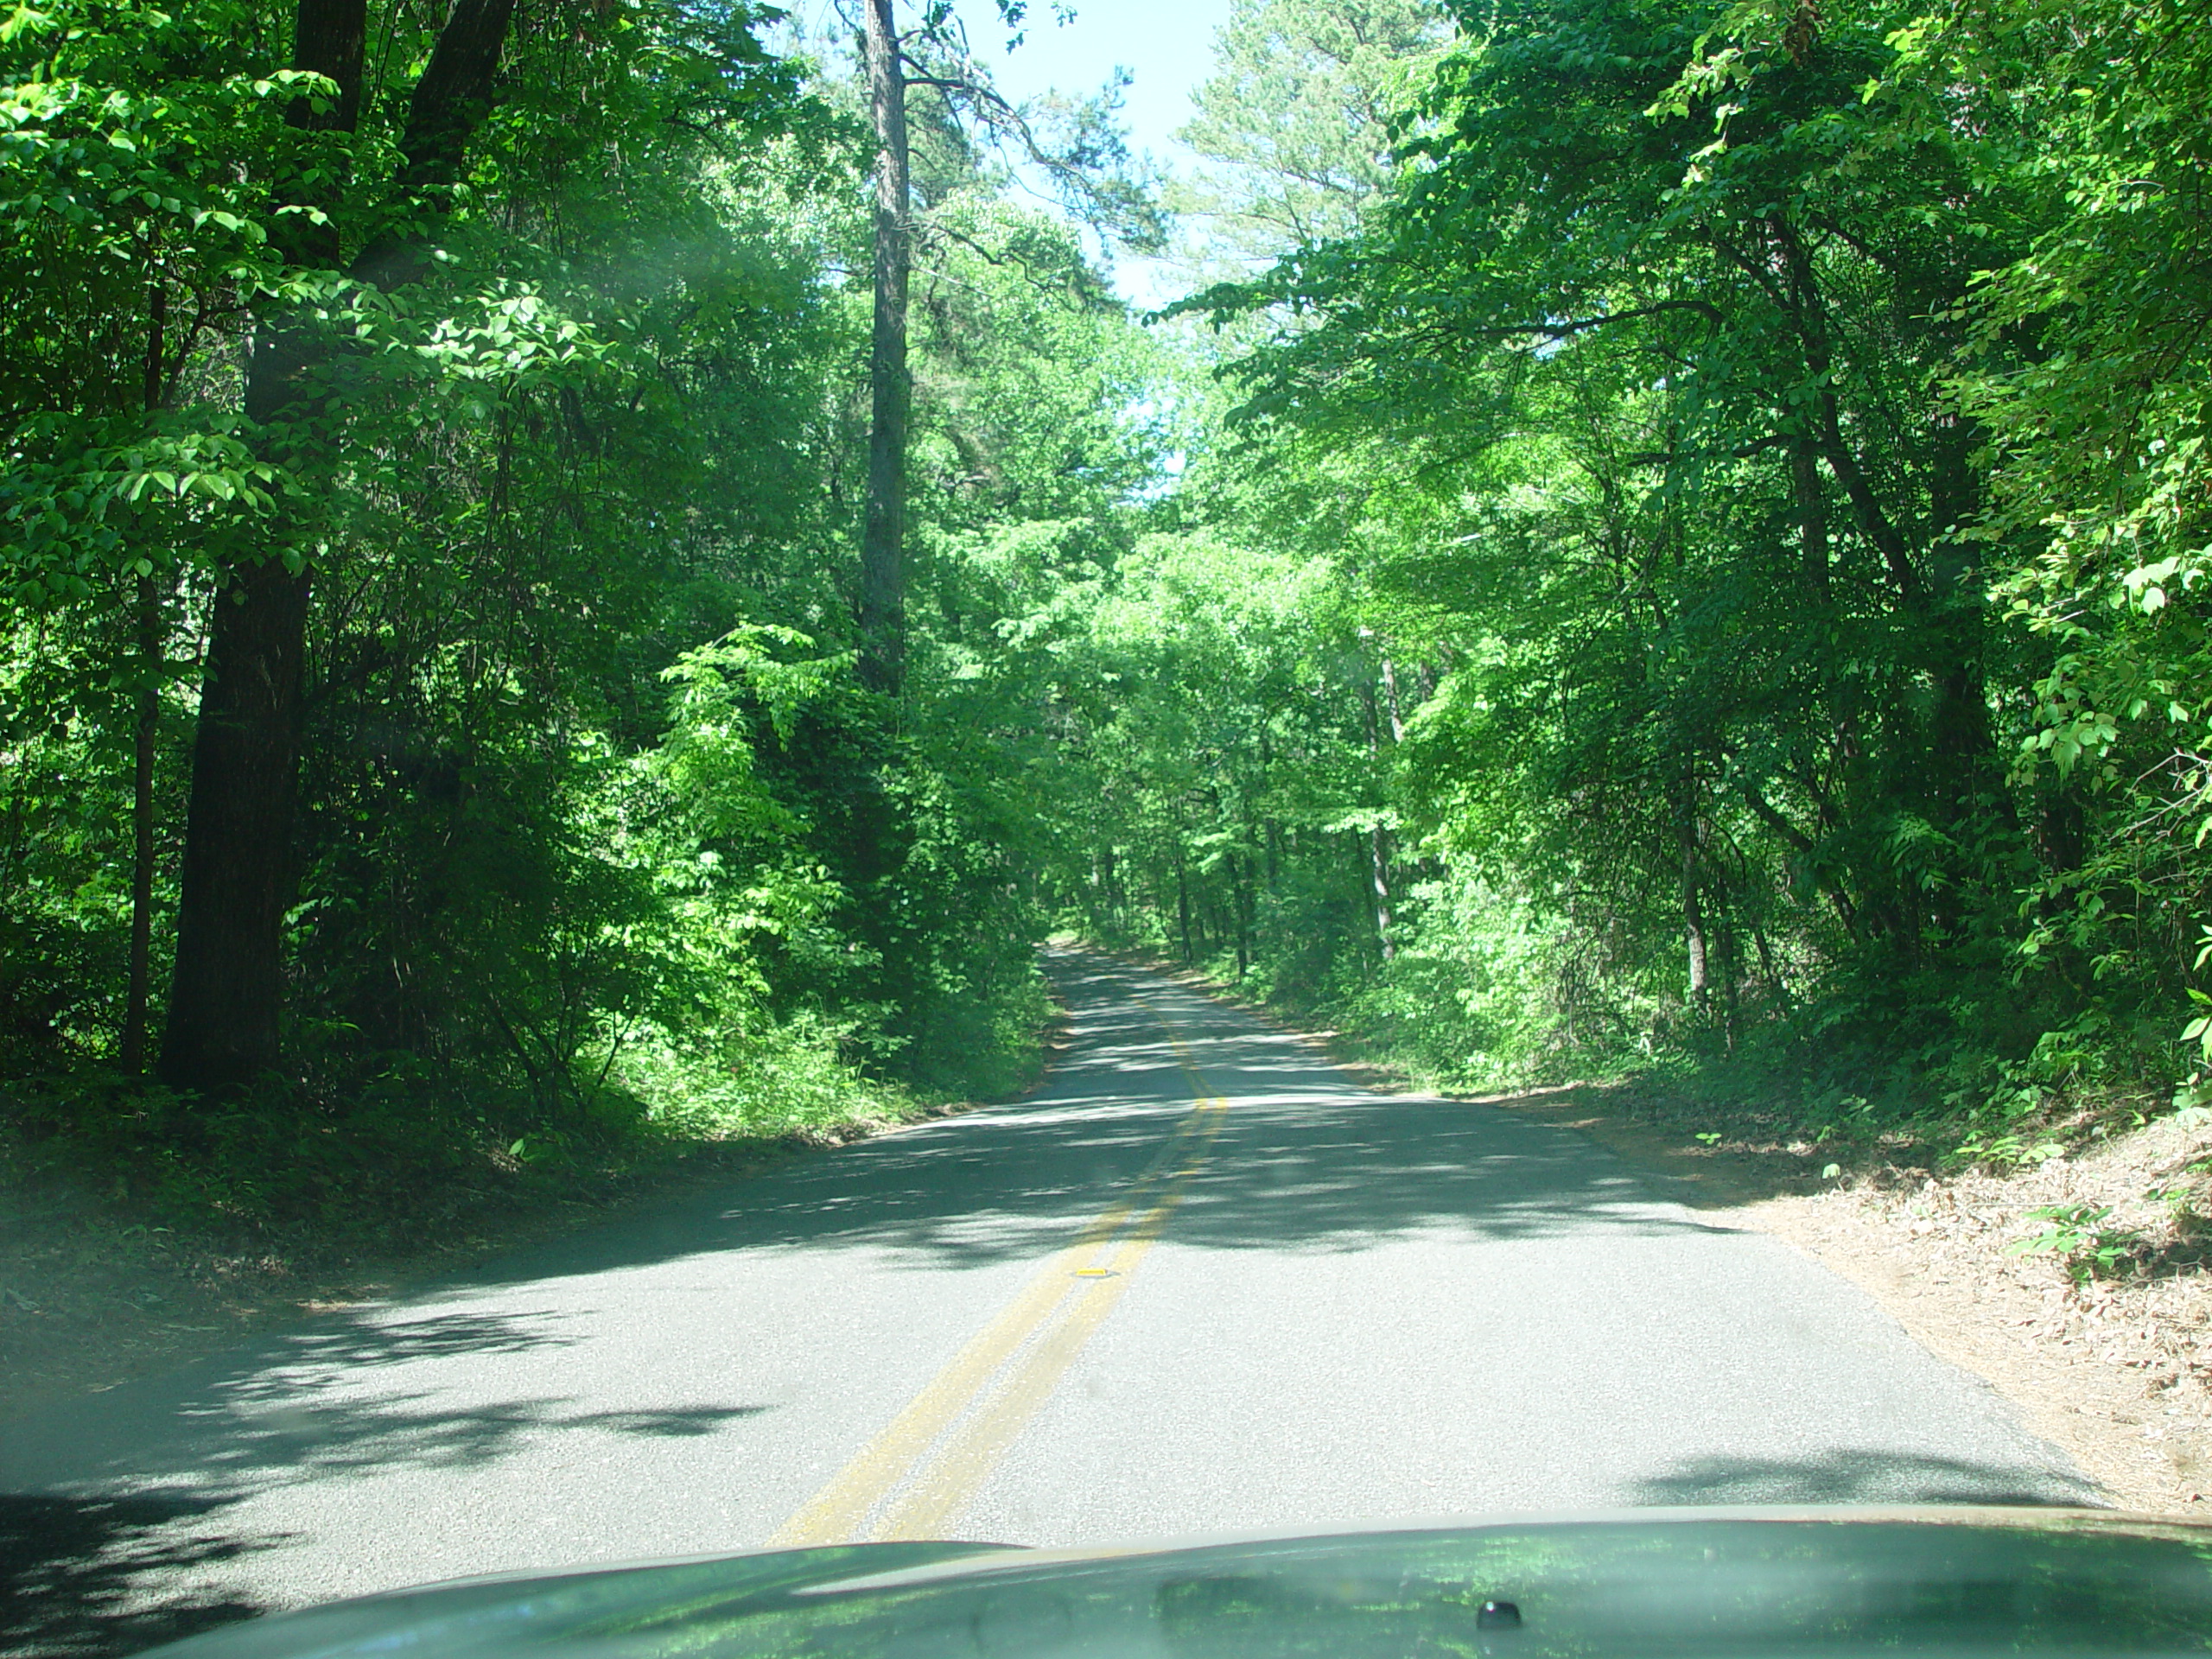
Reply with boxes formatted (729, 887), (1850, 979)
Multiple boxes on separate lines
(1103, 932), (2196, 1206)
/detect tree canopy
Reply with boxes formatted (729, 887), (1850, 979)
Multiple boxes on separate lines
(4, 0), (2209, 1230)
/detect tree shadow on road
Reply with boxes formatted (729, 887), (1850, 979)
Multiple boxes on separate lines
(0, 1492), (279, 1659)
(415, 957), (1730, 1292)
(0, 957), (1750, 1521)
(1630, 1447), (2101, 1508)
(0, 1356), (771, 1651)
(6, 959), (2082, 1579)
(0, 1293), (767, 1494)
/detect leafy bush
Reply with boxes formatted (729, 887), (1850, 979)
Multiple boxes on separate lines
(2006, 1205), (2146, 1284)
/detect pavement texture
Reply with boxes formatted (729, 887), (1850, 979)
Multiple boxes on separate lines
(0, 951), (2097, 1656)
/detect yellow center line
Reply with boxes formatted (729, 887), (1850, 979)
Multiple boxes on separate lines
(1136, 993), (1211, 1096)
(768, 1000), (1223, 1548)
(872, 1101), (1224, 1540)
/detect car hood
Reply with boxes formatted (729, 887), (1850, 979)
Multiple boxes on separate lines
(137, 1507), (2212, 1659)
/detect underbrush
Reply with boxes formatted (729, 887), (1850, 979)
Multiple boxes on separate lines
(1608, 952), (2190, 1182)
(0, 993), (1046, 1273)
(1117, 900), (2199, 1204)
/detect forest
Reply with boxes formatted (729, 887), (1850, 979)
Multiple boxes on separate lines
(2, 0), (2208, 1239)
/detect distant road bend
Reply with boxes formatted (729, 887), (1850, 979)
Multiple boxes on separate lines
(0, 950), (2094, 1649)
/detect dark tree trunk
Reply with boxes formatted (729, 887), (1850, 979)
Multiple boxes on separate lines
(1256, 728), (1279, 887)
(1790, 434), (1830, 601)
(1175, 845), (1193, 963)
(159, 0), (519, 1096)
(1751, 920), (1789, 1007)
(158, 0), (361, 1095)
(857, 0), (911, 695)
(161, 557), (314, 1090)
(354, 0), (520, 288)
(1769, 214), (1920, 606)
(121, 575), (161, 1076)
(1717, 902), (1741, 1050)
(122, 276), (171, 1076)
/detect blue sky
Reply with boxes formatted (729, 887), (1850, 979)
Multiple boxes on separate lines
(950, 0), (1236, 301)
(947, 0), (1236, 165)
(783, 0), (1235, 162)
(785, 0), (1237, 300)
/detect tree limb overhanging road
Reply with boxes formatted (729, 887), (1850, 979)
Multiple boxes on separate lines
(1, 954), (2094, 1656)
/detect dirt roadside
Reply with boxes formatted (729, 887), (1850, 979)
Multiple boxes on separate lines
(0, 1134), (842, 1424)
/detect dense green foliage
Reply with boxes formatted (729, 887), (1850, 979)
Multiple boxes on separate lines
(4, 0), (2211, 1238)
(1057, 0), (2212, 1160)
(0, 0), (1153, 1231)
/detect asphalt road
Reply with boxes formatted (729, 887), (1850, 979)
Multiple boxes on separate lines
(2, 951), (2095, 1655)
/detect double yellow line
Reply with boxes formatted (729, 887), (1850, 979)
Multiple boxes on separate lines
(770, 999), (1221, 1546)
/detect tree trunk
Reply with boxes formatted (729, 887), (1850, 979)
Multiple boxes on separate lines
(1380, 656), (1406, 743)
(158, 0), (361, 1094)
(1175, 844), (1193, 963)
(1751, 919), (1789, 1007)
(1234, 855), (1252, 980)
(1717, 901), (1741, 1051)
(1256, 728), (1280, 887)
(1362, 670), (1395, 962)
(1770, 214), (1920, 606)
(1790, 434), (1830, 601)
(857, 0), (911, 696)
(121, 574), (161, 1076)
(1369, 823), (1394, 963)
(122, 276), (171, 1076)
(1680, 817), (1709, 1004)
(1339, 830), (1364, 976)
(159, 0), (519, 1096)
(161, 557), (314, 1090)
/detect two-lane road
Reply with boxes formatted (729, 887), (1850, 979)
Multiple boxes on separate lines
(1, 952), (2094, 1654)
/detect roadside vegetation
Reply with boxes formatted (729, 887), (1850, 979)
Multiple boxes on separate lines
(1065, 0), (2212, 1208)
(1, 0), (1099, 1255)
(5, 0), (2212, 1317)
